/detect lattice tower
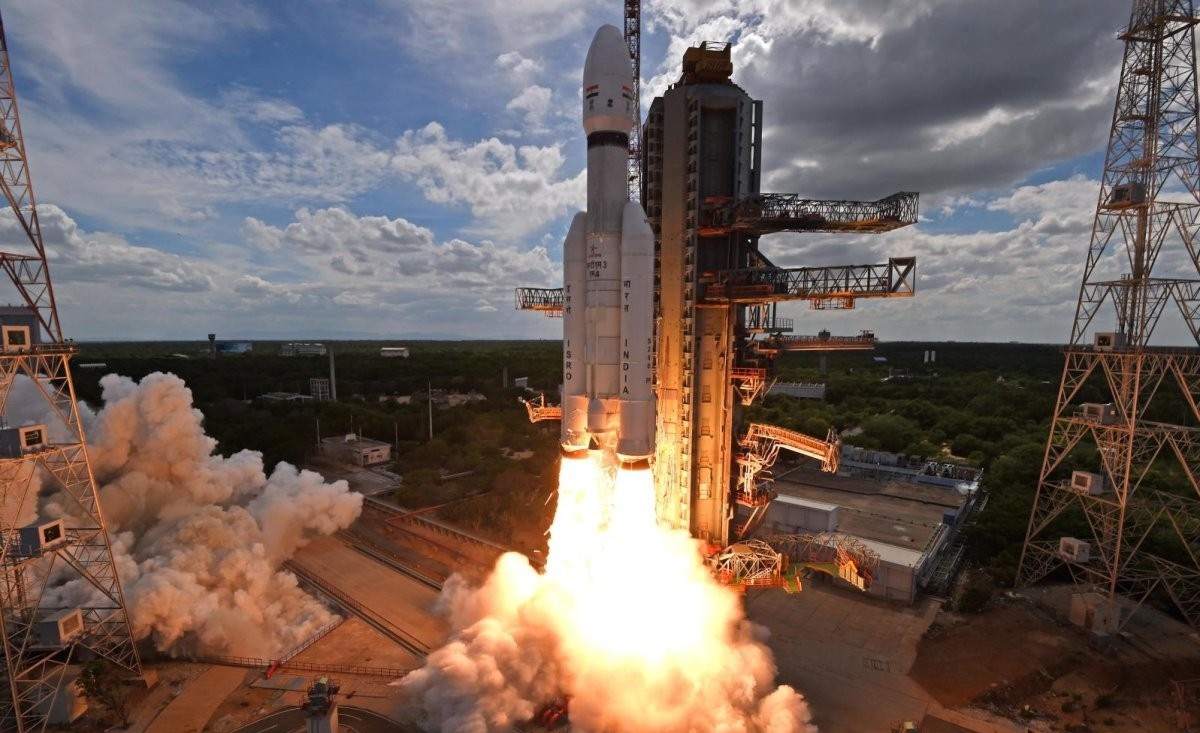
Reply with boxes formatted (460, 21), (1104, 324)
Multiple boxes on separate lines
(625, 0), (642, 203)
(1017, 0), (1200, 632)
(0, 13), (141, 732)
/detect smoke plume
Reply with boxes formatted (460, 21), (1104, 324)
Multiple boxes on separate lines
(403, 454), (816, 733)
(25, 372), (362, 657)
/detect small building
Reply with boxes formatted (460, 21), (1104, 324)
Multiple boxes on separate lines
(282, 342), (327, 356)
(381, 347), (410, 358)
(321, 434), (391, 466)
(767, 495), (839, 533)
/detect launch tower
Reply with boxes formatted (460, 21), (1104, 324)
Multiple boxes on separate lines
(642, 43), (917, 545)
(0, 12), (141, 732)
(1018, 0), (1200, 632)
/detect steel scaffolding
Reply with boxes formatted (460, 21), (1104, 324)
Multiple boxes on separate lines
(1017, 0), (1200, 632)
(0, 12), (141, 732)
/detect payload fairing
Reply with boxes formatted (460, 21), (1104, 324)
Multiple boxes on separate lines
(561, 25), (655, 468)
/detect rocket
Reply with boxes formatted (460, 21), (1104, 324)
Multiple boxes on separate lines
(561, 24), (655, 469)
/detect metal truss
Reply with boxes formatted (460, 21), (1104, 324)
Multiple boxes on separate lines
(0, 11), (140, 731)
(732, 424), (840, 539)
(699, 192), (918, 236)
(759, 532), (880, 590)
(515, 251), (916, 321)
(742, 309), (792, 333)
(709, 539), (794, 592)
(702, 257), (916, 307)
(751, 331), (877, 355)
(624, 0), (641, 203)
(729, 368), (773, 407)
(711, 533), (881, 593)
(1018, 0), (1200, 633)
(519, 395), (562, 423)
(514, 287), (564, 317)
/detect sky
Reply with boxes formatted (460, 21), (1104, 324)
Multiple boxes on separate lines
(0, 0), (1154, 343)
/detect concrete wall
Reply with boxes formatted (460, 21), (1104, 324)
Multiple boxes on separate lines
(765, 499), (838, 534)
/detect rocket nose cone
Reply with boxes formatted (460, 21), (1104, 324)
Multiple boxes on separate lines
(584, 24), (631, 84)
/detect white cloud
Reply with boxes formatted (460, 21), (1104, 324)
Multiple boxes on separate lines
(497, 51), (545, 79)
(391, 123), (585, 238)
(2, 204), (215, 293)
(236, 206), (559, 321)
(506, 86), (554, 129)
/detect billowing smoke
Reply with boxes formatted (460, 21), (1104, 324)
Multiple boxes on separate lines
(23, 372), (362, 658)
(404, 454), (816, 733)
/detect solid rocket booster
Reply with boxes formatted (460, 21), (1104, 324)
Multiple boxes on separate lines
(561, 24), (655, 467)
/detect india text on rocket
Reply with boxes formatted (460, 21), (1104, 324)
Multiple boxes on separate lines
(561, 25), (655, 468)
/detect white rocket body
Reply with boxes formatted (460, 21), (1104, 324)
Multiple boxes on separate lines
(561, 24), (654, 466)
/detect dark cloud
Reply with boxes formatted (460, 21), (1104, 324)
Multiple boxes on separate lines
(733, 0), (1129, 199)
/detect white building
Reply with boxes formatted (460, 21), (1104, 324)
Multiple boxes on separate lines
(380, 347), (409, 358)
(281, 342), (327, 356)
(320, 434), (391, 466)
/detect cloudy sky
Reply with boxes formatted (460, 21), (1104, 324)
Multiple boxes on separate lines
(0, 0), (1146, 342)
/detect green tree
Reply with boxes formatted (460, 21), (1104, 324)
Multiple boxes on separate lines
(75, 658), (132, 727)
(860, 413), (920, 453)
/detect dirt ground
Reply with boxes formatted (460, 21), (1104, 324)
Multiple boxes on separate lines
(910, 588), (1200, 732)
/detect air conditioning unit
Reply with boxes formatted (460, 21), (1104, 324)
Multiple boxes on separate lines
(19, 425), (46, 451)
(0, 424), (47, 458)
(1070, 471), (1107, 496)
(1094, 332), (1126, 351)
(1060, 537), (1091, 563)
(1082, 403), (1119, 425)
(1, 324), (30, 353)
(17, 519), (67, 556)
(35, 608), (84, 649)
(1108, 182), (1146, 207)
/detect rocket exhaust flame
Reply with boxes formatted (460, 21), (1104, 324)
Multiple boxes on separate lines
(405, 452), (816, 732)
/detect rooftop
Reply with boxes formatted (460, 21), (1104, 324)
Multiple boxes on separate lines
(772, 465), (967, 551)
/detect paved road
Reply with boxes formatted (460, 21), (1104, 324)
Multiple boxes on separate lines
(232, 705), (415, 733)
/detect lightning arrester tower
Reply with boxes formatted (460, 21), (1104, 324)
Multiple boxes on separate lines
(1018, 0), (1200, 633)
(0, 12), (141, 732)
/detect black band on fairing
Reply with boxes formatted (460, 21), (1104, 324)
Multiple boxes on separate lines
(587, 131), (629, 149)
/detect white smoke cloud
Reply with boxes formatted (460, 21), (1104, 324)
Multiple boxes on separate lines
(19, 371), (362, 658)
(404, 455), (815, 733)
